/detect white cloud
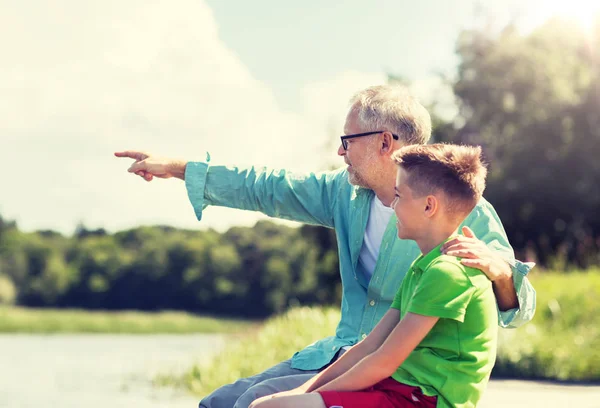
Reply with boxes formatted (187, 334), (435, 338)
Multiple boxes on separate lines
(0, 1), (445, 235)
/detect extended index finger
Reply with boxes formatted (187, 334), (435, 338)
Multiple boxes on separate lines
(114, 151), (147, 161)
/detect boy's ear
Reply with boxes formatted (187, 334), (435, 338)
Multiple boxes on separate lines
(424, 195), (438, 218)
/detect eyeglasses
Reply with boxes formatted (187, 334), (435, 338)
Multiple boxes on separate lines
(340, 131), (399, 150)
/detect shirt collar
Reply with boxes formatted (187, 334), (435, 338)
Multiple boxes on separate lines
(412, 236), (457, 273)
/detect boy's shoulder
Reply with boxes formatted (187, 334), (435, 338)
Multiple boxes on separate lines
(420, 253), (463, 274)
(424, 255), (490, 289)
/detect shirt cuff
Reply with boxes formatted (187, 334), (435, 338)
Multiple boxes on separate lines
(497, 260), (536, 328)
(184, 153), (211, 221)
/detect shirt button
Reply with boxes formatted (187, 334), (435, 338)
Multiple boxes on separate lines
(361, 333), (367, 339)
(369, 300), (375, 306)
(332, 346), (336, 350)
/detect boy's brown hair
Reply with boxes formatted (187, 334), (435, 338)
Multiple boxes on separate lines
(391, 144), (487, 217)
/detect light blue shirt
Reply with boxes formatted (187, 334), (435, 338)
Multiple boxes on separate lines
(185, 160), (536, 370)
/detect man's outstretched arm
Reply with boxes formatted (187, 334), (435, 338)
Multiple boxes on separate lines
(115, 150), (345, 228)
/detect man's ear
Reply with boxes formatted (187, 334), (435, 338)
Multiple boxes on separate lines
(381, 131), (395, 153)
(424, 195), (439, 218)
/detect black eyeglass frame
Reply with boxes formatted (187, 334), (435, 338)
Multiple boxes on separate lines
(340, 131), (399, 150)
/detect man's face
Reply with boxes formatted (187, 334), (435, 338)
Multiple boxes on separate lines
(391, 168), (425, 240)
(339, 109), (380, 188)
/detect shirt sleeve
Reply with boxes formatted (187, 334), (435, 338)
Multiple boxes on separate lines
(497, 261), (537, 328)
(407, 262), (475, 322)
(184, 155), (346, 228)
(461, 198), (537, 328)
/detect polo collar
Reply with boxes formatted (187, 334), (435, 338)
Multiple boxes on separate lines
(412, 236), (457, 273)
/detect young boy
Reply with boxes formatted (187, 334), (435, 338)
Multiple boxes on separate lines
(249, 143), (497, 408)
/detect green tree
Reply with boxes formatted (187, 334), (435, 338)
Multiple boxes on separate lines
(446, 19), (600, 266)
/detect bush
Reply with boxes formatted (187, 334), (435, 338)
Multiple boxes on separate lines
(493, 269), (600, 381)
(0, 275), (16, 305)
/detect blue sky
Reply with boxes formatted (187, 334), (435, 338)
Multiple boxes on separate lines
(1, 0), (592, 235)
(203, 0), (478, 110)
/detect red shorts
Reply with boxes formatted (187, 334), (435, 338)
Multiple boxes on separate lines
(318, 378), (438, 408)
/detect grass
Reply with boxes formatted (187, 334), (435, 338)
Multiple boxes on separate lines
(154, 306), (341, 394)
(163, 270), (600, 397)
(494, 269), (600, 381)
(0, 306), (255, 334)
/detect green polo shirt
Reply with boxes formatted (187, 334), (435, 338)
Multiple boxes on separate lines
(390, 242), (498, 408)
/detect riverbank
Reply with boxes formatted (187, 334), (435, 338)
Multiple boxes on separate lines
(0, 306), (255, 334)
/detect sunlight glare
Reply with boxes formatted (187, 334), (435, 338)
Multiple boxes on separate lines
(528, 0), (600, 33)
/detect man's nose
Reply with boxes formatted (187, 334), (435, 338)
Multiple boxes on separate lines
(337, 144), (345, 156)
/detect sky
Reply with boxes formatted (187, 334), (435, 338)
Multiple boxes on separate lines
(1, 0), (596, 235)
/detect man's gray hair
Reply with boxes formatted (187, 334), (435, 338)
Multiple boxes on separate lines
(349, 84), (432, 145)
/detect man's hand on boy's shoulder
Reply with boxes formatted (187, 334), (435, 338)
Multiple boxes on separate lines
(442, 227), (519, 311)
(441, 226), (512, 282)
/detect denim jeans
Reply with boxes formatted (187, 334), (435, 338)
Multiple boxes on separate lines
(198, 358), (318, 408)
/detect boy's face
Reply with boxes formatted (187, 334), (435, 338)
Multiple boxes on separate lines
(391, 168), (426, 240)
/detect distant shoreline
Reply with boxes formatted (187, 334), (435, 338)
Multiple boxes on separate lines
(0, 306), (257, 334)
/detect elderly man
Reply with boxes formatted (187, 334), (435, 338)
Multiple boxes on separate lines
(116, 84), (535, 408)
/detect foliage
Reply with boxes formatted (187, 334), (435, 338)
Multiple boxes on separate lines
(494, 269), (600, 381)
(0, 217), (340, 317)
(439, 19), (600, 267)
(0, 274), (16, 305)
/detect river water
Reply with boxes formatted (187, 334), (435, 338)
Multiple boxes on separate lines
(0, 334), (225, 408)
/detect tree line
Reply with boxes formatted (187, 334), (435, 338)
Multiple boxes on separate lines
(0, 217), (340, 316)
